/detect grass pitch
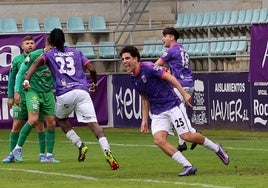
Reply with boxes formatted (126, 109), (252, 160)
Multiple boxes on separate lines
(0, 127), (267, 188)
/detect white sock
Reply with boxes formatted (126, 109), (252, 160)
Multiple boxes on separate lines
(202, 137), (219, 152)
(172, 151), (192, 166)
(98, 137), (110, 152)
(47, 153), (53, 157)
(178, 137), (185, 145)
(14, 145), (21, 150)
(66, 130), (82, 148)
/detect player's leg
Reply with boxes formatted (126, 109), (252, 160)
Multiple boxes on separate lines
(76, 90), (119, 170)
(35, 119), (46, 163)
(151, 112), (197, 176)
(55, 90), (87, 162)
(174, 105), (230, 165)
(42, 92), (59, 163)
(12, 91), (40, 162)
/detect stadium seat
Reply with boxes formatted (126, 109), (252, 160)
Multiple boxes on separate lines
(212, 37), (225, 55)
(187, 38), (197, 56)
(237, 10), (246, 24)
(200, 12), (210, 26)
(174, 13), (184, 28)
(141, 40), (153, 58)
(251, 9), (261, 23)
(221, 37), (232, 54)
(88, 16), (108, 31)
(99, 41), (117, 59)
(228, 10), (239, 25)
(44, 17), (62, 32)
(0, 18), (18, 33)
(221, 10), (231, 25)
(227, 36), (239, 54)
(258, 8), (268, 22)
(67, 16), (85, 32)
(187, 13), (197, 28)
(64, 42), (71, 46)
(181, 13), (191, 27)
(214, 11), (225, 26)
(244, 9), (253, 24)
(76, 41), (97, 59)
(151, 40), (163, 57)
(191, 38), (204, 56)
(147, 40), (158, 57)
(181, 38), (190, 52)
(208, 12), (217, 25)
(22, 17), (40, 32)
(194, 12), (204, 27)
(209, 38), (218, 55)
(236, 36), (247, 52)
(200, 38), (209, 56)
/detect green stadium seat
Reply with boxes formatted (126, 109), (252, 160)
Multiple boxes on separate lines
(151, 40), (163, 58)
(0, 18), (18, 33)
(181, 13), (191, 27)
(214, 11), (225, 26)
(200, 38), (209, 56)
(22, 17), (40, 32)
(236, 36), (247, 52)
(200, 12), (210, 26)
(191, 38), (204, 56)
(181, 38), (190, 52)
(187, 13), (197, 28)
(221, 37), (232, 54)
(147, 39), (157, 57)
(141, 40), (153, 58)
(194, 12), (204, 27)
(208, 12), (217, 25)
(67, 16), (85, 32)
(44, 17), (62, 32)
(99, 41), (117, 59)
(212, 37), (225, 55)
(237, 10), (246, 24)
(174, 13), (184, 28)
(187, 38), (197, 56)
(76, 41), (97, 59)
(221, 10), (231, 25)
(227, 36), (239, 54)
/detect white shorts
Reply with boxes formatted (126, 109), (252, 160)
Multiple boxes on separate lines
(55, 89), (98, 123)
(151, 103), (195, 136)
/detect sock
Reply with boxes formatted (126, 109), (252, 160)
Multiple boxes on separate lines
(98, 137), (110, 153)
(46, 129), (55, 153)
(38, 131), (46, 154)
(202, 137), (219, 152)
(178, 137), (185, 145)
(16, 122), (33, 147)
(172, 151), (192, 167)
(9, 132), (19, 152)
(66, 129), (82, 148)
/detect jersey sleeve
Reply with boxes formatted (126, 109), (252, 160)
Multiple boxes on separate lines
(14, 62), (28, 92)
(7, 60), (19, 98)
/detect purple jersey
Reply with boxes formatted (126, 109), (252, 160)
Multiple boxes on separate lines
(160, 43), (193, 87)
(42, 46), (90, 96)
(131, 62), (181, 115)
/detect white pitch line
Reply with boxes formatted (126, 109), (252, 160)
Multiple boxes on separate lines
(0, 168), (233, 188)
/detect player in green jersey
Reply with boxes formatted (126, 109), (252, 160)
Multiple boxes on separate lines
(12, 35), (59, 163)
(2, 36), (45, 163)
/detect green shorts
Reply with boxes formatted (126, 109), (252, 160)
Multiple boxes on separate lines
(25, 89), (55, 119)
(12, 100), (28, 120)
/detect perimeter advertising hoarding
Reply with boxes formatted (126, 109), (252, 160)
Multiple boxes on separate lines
(112, 72), (267, 131)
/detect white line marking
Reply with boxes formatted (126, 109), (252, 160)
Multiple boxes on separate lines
(1, 168), (233, 188)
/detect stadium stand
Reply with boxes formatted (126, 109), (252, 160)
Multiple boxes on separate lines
(0, 18), (18, 33)
(22, 17), (40, 32)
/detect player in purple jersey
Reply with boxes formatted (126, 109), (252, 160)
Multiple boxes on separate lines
(155, 27), (197, 152)
(120, 45), (229, 176)
(23, 28), (119, 170)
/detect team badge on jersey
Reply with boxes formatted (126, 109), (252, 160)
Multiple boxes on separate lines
(141, 74), (147, 83)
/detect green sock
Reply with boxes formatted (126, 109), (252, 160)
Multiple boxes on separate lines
(9, 132), (19, 152)
(38, 132), (46, 154)
(17, 122), (33, 147)
(46, 129), (55, 153)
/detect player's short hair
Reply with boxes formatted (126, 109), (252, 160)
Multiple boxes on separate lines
(120, 45), (140, 61)
(162, 27), (180, 40)
(22, 35), (34, 42)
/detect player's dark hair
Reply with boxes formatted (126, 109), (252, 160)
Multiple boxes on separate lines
(162, 27), (180, 40)
(120, 45), (140, 61)
(50, 28), (65, 52)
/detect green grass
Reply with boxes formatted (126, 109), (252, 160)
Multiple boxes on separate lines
(0, 127), (268, 188)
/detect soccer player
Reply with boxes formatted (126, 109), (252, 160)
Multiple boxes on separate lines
(12, 35), (59, 163)
(23, 28), (119, 170)
(120, 45), (229, 176)
(155, 27), (197, 152)
(2, 36), (45, 163)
